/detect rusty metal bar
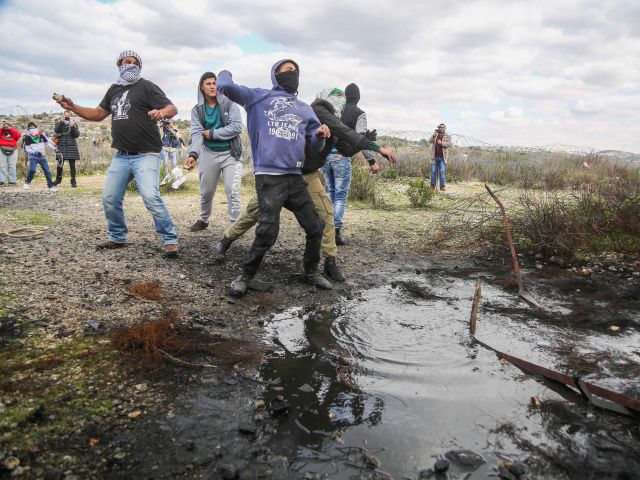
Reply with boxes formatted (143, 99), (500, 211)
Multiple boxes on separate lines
(485, 184), (541, 308)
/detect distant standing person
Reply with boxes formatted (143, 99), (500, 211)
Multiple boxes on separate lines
(160, 119), (180, 174)
(54, 110), (80, 187)
(428, 123), (451, 191)
(54, 50), (180, 256)
(22, 121), (58, 191)
(0, 121), (22, 186)
(185, 72), (243, 232)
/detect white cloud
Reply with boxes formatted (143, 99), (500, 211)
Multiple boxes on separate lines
(0, 0), (639, 152)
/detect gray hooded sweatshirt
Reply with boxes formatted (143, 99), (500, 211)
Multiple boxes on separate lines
(189, 77), (243, 161)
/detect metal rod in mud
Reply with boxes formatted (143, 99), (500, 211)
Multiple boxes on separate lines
(470, 280), (481, 335)
(484, 184), (541, 308)
(470, 293), (640, 416)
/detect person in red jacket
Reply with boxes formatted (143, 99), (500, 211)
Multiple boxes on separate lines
(0, 121), (22, 186)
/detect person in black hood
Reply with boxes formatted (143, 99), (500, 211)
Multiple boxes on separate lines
(328, 83), (383, 245)
(212, 87), (395, 283)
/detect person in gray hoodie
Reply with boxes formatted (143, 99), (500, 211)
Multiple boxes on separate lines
(185, 72), (243, 232)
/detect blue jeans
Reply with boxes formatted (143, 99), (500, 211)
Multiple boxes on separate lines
(431, 156), (446, 187)
(26, 155), (54, 187)
(0, 149), (18, 183)
(322, 155), (352, 229)
(160, 148), (177, 170)
(102, 152), (178, 245)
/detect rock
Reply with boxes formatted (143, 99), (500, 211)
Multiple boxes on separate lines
(219, 463), (237, 480)
(445, 449), (485, 469)
(498, 465), (518, 480)
(238, 422), (257, 436)
(85, 320), (100, 331)
(179, 274), (186, 280)
(418, 469), (434, 479)
(434, 458), (449, 472)
(298, 383), (314, 393)
(3, 456), (20, 470)
(255, 399), (265, 410)
(224, 378), (238, 386)
(509, 461), (526, 476)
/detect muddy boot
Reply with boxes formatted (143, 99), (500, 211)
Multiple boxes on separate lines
(71, 178), (77, 188)
(335, 228), (346, 246)
(303, 264), (333, 290)
(323, 256), (345, 282)
(212, 237), (233, 262)
(230, 274), (253, 296)
(248, 277), (273, 292)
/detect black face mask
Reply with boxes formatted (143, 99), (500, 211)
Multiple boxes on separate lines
(275, 70), (299, 93)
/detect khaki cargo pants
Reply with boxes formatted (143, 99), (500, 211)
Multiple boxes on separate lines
(224, 170), (337, 257)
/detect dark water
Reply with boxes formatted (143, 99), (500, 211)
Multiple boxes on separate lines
(260, 264), (640, 479)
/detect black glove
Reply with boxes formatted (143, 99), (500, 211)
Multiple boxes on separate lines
(365, 129), (377, 141)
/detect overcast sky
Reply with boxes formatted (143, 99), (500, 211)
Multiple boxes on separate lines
(1, 0), (638, 152)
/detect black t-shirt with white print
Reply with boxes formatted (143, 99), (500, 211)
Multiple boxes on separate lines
(99, 78), (172, 153)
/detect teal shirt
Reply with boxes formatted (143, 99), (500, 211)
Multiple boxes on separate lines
(204, 103), (231, 151)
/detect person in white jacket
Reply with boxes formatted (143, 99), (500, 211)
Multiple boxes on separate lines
(22, 121), (58, 191)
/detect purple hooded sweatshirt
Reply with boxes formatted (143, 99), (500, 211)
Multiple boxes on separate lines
(217, 59), (325, 175)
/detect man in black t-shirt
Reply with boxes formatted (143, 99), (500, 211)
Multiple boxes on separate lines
(55, 50), (180, 256)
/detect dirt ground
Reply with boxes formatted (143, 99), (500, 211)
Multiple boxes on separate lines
(1, 174), (638, 480)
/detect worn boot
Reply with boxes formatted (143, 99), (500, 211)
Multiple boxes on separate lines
(323, 256), (345, 282)
(212, 237), (233, 262)
(302, 264), (333, 290)
(230, 274), (253, 296)
(335, 228), (346, 246)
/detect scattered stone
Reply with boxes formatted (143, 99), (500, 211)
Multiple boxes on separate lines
(219, 463), (237, 480)
(255, 399), (266, 410)
(434, 458), (449, 473)
(84, 320), (100, 331)
(179, 274), (186, 280)
(224, 378), (238, 386)
(113, 452), (127, 460)
(238, 422), (257, 436)
(298, 383), (314, 393)
(445, 449), (485, 469)
(498, 465), (518, 480)
(3, 456), (20, 470)
(509, 461), (526, 476)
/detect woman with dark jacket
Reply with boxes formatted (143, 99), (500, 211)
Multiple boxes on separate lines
(54, 110), (81, 187)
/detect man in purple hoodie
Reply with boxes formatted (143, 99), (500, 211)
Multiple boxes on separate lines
(217, 59), (331, 296)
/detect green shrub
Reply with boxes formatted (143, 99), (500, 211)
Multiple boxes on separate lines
(349, 165), (384, 207)
(406, 178), (435, 207)
(382, 167), (398, 179)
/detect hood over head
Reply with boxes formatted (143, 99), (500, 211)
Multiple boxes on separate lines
(271, 59), (300, 91)
(345, 83), (360, 103)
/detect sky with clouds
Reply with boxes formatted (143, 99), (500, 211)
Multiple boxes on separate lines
(0, 0), (638, 152)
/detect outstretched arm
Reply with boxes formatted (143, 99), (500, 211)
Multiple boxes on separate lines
(217, 71), (263, 107)
(55, 96), (109, 122)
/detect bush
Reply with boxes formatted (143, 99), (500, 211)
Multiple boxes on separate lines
(406, 178), (435, 207)
(348, 164), (384, 207)
(382, 167), (398, 179)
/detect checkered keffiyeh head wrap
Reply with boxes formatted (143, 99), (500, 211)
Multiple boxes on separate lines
(115, 50), (142, 86)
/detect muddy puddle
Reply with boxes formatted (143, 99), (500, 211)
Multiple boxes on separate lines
(259, 262), (640, 479)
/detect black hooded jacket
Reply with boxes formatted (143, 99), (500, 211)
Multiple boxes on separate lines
(301, 98), (371, 174)
(335, 83), (371, 159)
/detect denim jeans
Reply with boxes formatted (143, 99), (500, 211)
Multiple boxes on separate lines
(25, 155), (54, 187)
(431, 156), (446, 187)
(102, 152), (178, 245)
(0, 149), (18, 183)
(322, 155), (352, 229)
(160, 148), (177, 170)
